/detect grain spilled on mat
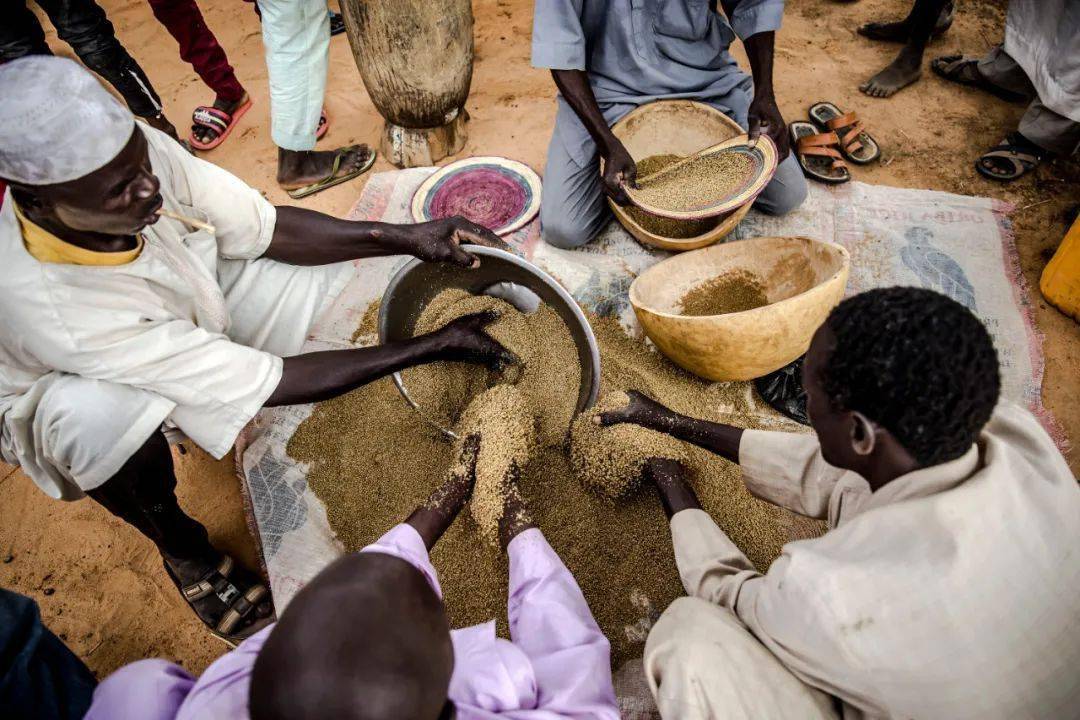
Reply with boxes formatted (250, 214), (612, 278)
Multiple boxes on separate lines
(290, 301), (823, 666)
(454, 385), (537, 545)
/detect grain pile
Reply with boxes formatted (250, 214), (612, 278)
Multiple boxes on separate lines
(679, 270), (770, 316)
(625, 155), (722, 239)
(402, 288), (579, 445)
(290, 304), (823, 666)
(455, 385), (537, 545)
(570, 391), (686, 499)
(630, 149), (755, 213)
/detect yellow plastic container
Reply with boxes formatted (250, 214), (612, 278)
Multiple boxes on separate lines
(1040, 217), (1080, 322)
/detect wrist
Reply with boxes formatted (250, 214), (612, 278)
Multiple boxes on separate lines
(375, 224), (416, 256)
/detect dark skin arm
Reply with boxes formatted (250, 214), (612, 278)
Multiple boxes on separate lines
(742, 31), (791, 160)
(407, 435), (481, 550)
(644, 458), (702, 519)
(265, 310), (516, 406)
(596, 390), (745, 464)
(264, 206), (508, 268)
(406, 435), (537, 552)
(551, 69), (637, 205)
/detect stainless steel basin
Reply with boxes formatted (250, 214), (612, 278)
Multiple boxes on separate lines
(379, 246), (601, 439)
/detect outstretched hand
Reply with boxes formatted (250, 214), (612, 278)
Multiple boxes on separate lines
(594, 390), (676, 432)
(403, 216), (511, 268)
(433, 310), (518, 370)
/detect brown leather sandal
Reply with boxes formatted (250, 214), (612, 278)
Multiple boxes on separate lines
(791, 122), (851, 184)
(809, 103), (880, 165)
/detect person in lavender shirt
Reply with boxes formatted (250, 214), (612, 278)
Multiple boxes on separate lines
(85, 435), (620, 720)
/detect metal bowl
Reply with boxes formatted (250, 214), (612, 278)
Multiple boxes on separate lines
(379, 246), (601, 439)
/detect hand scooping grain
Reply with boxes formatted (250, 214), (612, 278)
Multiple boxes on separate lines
(570, 391), (687, 499)
(403, 288), (581, 445)
(451, 385), (537, 546)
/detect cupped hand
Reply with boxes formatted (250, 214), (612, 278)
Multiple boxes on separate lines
(747, 93), (791, 161)
(434, 310), (518, 369)
(405, 216), (510, 268)
(594, 390), (674, 429)
(602, 139), (637, 206)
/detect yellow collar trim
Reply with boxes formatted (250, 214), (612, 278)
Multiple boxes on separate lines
(14, 202), (143, 266)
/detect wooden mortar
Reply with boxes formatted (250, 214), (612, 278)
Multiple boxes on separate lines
(340, 0), (473, 167)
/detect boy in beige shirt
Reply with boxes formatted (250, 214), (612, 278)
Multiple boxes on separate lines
(599, 287), (1080, 720)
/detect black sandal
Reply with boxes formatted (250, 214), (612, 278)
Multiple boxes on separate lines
(166, 555), (274, 647)
(976, 134), (1047, 182)
(930, 55), (1028, 103)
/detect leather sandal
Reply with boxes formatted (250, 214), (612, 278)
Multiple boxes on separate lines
(165, 554), (274, 648)
(809, 102), (880, 164)
(791, 122), (850, 184)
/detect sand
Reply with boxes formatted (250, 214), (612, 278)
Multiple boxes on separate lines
(1, 0), (1075, 679)
(679, 271), (770, 316)
(570, 391), (687, 499)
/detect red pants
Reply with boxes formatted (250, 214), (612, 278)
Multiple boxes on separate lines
(146, 0), (244, 103)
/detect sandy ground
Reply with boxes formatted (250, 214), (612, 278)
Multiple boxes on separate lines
(0, 0), (1076, 680)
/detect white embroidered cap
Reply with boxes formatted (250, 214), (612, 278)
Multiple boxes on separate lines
(0, 56), (135, 185)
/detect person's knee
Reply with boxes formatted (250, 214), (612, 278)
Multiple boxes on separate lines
(37, 376), (169, 490)
(540, 203), (595, 249)
(754, 158), (809, 217)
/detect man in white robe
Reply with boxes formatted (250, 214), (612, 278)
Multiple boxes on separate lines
(598, 287), (1080, 719)
(0, 57), (514, 643)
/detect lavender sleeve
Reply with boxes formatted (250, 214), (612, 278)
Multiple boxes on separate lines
(504, 529), (619, 720)
(360, 523), (444, 598)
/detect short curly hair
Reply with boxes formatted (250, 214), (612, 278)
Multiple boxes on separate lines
(822, 287), (1000, 466)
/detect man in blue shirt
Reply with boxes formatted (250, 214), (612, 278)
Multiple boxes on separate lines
(532, 0), (807, 248)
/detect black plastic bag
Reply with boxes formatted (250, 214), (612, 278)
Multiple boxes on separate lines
(753, 356), (810, 426)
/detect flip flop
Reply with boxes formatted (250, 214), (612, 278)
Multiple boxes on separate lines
(188, 96), (252, 151)
(808, 102), (880, 164)
(285, 145), (377, 200)
(976, 133), (1046, 182)
(930, 55), (1028, 103)
(317, 110), (329, 141)
(791, 122), (850, 184)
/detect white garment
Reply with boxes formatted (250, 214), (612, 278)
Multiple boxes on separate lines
(0, 125), (351, 499)
(1003, 0), (1080, 123)
(644, 596), (838, 720)
(657, 402), (1080, 719)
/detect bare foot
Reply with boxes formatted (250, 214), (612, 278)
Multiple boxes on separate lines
(192, 92), (249, 147)
(860, 47), (923, 98)
(276, 145), (372, 189)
